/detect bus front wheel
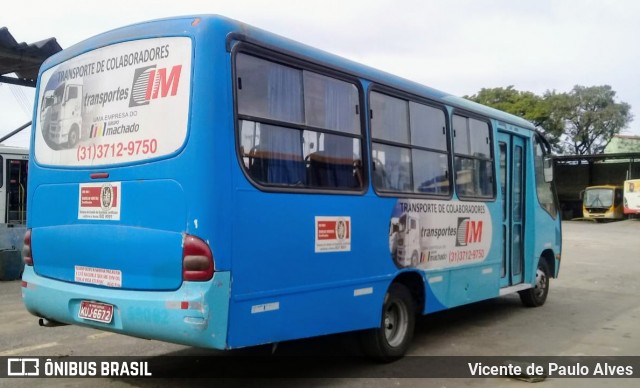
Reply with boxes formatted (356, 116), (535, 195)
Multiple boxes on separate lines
(519, 259), (550, 307)
(360, 283), (415, 361)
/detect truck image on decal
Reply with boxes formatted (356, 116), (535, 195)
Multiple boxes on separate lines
(394, 213), (421, 268)
(40, 82), (84, 149)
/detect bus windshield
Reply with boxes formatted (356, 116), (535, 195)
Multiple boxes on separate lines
(584, 188), (614, 208)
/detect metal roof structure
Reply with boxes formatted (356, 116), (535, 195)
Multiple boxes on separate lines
(554, 152), (640, 163)
(0, 27), (62, 87)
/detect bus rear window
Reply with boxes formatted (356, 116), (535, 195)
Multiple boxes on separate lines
(34, 37), (192, 167)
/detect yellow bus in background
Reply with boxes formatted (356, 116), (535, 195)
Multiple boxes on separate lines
(624, 179), (640, 216)
(582, 185), (625, 221)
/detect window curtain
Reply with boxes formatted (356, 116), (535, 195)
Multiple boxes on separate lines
(323, 80), (357, 187)
(262, 65), (305, 184)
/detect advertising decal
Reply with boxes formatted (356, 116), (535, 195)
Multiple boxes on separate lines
(389, 199), (492, 269)
(624, 179), (640, 213)
(34, 37), (192, 166)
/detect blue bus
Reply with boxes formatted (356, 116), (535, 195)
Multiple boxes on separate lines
(22, 15), (561, 360)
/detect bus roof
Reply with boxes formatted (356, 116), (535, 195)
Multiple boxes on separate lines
(585, 185), (623, 189)
(0, 144), (28, 155)
(41, 14), (535, 131)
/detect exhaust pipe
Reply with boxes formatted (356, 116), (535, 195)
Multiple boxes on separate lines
(38, 318), (68, 327)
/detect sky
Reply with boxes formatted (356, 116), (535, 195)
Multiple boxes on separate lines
(2, 0), (639, 148)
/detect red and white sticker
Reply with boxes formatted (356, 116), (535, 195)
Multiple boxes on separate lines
(315, 216), (351, 253)
(75, 265), (122, 288)
(78, 182), (121, 221)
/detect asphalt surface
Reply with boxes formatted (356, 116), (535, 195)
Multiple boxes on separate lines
(0, 220), (638, 387)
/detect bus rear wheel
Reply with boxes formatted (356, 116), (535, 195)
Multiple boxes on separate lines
(519, 259), (550, 307)
(360, 283), (415, 361)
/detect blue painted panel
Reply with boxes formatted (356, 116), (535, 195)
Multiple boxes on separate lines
(22, 268), (232, 349)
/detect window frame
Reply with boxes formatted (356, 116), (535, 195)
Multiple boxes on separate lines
(451, 110), (496, 201)
(232, 43), (368, 194)
(533, 133), (559, 218)
(368, 85), (453, 199)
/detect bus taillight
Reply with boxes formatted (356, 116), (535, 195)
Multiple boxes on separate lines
(182, 234), (214, 281)
(23, 229), (33, 266)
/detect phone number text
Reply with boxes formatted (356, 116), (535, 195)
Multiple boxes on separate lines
(77, 139), (158, 161)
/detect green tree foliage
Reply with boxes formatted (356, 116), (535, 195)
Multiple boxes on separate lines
(545, 85), (632, 155)
(464, 86), (564, 140)
(465, 85), (633, 155)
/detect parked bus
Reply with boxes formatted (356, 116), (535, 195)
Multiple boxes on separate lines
(623, 179), (640, 215)
(582, 185), (624, 221)
(0, 145), (29, 226)
(22, 15), (561, 360)
(0, 145), (29, 280)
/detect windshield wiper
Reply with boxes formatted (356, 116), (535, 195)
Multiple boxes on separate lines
(588, 195), (604, 208)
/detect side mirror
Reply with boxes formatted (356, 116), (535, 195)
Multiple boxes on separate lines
(579, 190), (585, 200)
(543, 156), (553, 183)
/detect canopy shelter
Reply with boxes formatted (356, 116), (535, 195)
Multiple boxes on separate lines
(0, 27), (61, 87)
(0, 27), (61, 142)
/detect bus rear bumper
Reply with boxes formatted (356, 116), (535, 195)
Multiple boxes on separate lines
(21, 267), (231, 349)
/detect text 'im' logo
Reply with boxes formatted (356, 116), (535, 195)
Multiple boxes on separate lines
(129, 65), (182, 107)
(456, 217), (483, 246)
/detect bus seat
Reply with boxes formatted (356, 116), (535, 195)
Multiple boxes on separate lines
(249, 149), (306, 186)
(307, 152), (357, 189)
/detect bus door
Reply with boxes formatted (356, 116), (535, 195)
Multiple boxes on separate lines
(498, 132), (525, 287)
(5, 159), (28, 224)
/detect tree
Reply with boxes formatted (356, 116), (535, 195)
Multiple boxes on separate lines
(546, 85), (633, 155)
(464, 86), (564, 143)
(465, 85), (633, 155)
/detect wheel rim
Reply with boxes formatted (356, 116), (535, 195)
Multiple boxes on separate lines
(534, 267), (547, 298)
(384, 299), (409, 347)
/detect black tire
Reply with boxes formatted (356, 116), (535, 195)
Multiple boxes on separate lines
(519, 259), (550, 307)
(360, 283), (415, 362)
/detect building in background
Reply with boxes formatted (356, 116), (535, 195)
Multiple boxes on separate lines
(605, 135), (640, 153)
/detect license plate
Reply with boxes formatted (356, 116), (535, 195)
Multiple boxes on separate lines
(78, 301), (114, 323)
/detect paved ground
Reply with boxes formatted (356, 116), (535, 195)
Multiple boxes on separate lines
(0, 220), (638, 386)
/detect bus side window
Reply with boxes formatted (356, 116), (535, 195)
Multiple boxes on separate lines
(370, 91), (450, 196)
(236, 52), (363, 190)
(410, 102), (449, 195)
(534, 137), (558, 217)
(453, 115), (494, 199)
(615, 188), (623, 206)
